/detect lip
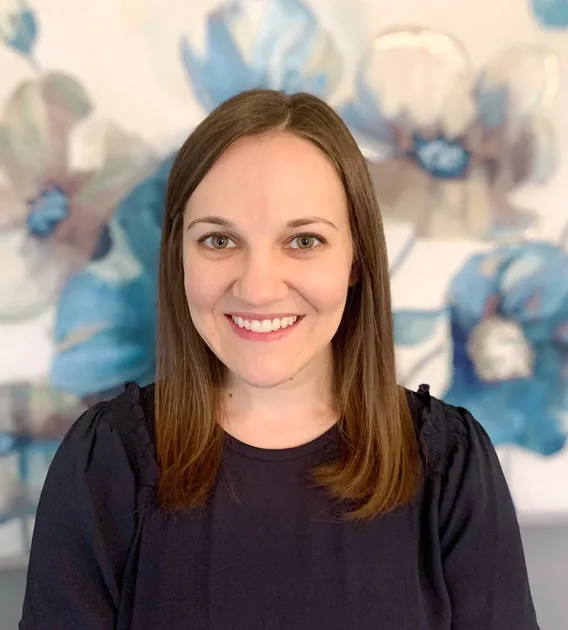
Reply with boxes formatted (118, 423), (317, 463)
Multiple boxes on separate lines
(225, 314), (303, 342)
(227, 312), (302, 320)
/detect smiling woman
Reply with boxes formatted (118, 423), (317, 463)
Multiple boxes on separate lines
(157, 90), (400, 507)
(21, 89), (539, 630)
(181, 132), (354, 395)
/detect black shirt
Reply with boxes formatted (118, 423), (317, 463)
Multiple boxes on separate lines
(20, 383), (539, 629)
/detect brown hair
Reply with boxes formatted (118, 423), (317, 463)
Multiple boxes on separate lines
(156, 89), (422, 519)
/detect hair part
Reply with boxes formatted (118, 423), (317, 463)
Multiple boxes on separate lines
(155, 89), (422, 520)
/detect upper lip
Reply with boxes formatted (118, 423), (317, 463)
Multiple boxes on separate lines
(227, 313), (302, 320)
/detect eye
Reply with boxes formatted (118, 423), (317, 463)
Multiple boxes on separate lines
(288, 234), (324, 251)
(200, 233), (237, 250)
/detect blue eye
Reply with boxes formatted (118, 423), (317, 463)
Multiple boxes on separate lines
(289, 234), (323, 250)
(201, 234), (237, 250)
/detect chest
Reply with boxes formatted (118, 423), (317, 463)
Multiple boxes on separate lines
(126, 469), (450, 630)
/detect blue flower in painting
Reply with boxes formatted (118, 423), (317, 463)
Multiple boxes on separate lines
(49, 156), (173, 398)
(411, 134), (471, 180)
(531, 0), (568, 29)
(445, 241), (568, 455)
(26, 186), (69, 237)
(181, 0), (342, 111)
(0, 1), (38, 56)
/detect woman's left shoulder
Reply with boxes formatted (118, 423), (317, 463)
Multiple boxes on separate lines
(406, 386), (539, 628)
(405, 383), (496, 477)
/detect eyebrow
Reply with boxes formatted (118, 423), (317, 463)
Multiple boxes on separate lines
(185, 215), (338, 231)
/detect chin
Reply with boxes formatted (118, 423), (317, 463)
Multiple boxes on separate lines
(221, 344), (333, 389)
(224, 355), (304, 389)
(234, 367), (297, 389)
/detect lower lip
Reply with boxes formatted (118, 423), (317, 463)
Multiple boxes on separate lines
(226, 316), (303, 341)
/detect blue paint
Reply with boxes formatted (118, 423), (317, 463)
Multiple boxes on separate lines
(181, 0), (336, 111)
(26, 186), (70, 238)
(393, 309), (447, 346)
(49, 156), (173, 397)
(0, 433), (19, 455)
(444, 242), (568, 455)
(411, 134), (471, 179)
(181, 9), (258, 112)
(50, 270), (158, 396)
(3, 5), (37, 56)
(531, 0), (568, 28)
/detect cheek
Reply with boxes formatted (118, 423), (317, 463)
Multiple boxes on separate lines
(183, 255), (222, 312)
(297, 258), (352, 309)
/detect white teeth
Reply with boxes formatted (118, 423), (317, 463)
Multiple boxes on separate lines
(260, 319), (272, 332)
(231, 315), (299, 333)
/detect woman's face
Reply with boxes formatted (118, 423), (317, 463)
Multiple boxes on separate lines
(183, 132), (354, 388)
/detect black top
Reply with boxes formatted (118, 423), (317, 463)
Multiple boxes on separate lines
(20, 383), (539, 629)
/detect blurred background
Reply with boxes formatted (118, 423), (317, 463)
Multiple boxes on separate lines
(0, 0), (567, 627)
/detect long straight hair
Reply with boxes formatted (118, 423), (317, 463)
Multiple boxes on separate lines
(155, 89), (422, 519)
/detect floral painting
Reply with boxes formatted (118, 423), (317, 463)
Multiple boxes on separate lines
(1, 0), (567, 564)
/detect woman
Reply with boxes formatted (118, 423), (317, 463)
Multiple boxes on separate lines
(20, 89), (539, 629)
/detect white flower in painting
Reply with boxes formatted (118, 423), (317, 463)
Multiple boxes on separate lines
(0, 72), (156, 322)
(467, 316), (535, 382)
(342, 29), (559, 240)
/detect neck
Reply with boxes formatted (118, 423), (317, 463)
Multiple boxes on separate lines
(222, 349), (338, 449)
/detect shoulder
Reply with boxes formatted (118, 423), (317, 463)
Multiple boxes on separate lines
(23, 384), (157, 621)
(59, 381), (157, 487)
(406, 383), (494, 477)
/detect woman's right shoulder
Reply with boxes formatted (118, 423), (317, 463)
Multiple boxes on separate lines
(59, 381), (158, 488)
(21, 383), (157, 625)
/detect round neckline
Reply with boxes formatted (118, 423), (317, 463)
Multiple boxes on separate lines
(223, 423), (339, 461)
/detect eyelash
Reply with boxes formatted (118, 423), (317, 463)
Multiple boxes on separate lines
(198, 232), (327, 252)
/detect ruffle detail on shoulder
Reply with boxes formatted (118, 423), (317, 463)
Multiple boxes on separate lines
(408, 384), (471, 476)
(102, 381), (158, 490)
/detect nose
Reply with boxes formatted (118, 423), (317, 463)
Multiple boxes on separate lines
(232, 250), (288, 306)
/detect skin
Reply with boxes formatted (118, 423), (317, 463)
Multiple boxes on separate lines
(183, 132), (354, 448)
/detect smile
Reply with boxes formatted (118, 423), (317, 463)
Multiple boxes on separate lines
(230, 315), (300, 332)
(225, 314), (303, 340)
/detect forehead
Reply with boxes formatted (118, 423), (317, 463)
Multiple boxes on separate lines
(186, 132), (348, 223)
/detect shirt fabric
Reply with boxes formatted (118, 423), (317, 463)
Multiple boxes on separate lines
(20, 382), (539, 629)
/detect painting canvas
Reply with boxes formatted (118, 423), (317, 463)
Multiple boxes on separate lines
(1, 0), (567, 567)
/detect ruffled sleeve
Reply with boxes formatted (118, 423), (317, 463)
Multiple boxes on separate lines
(20, 384), (154, 629)
(419, 392), (539, 629)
